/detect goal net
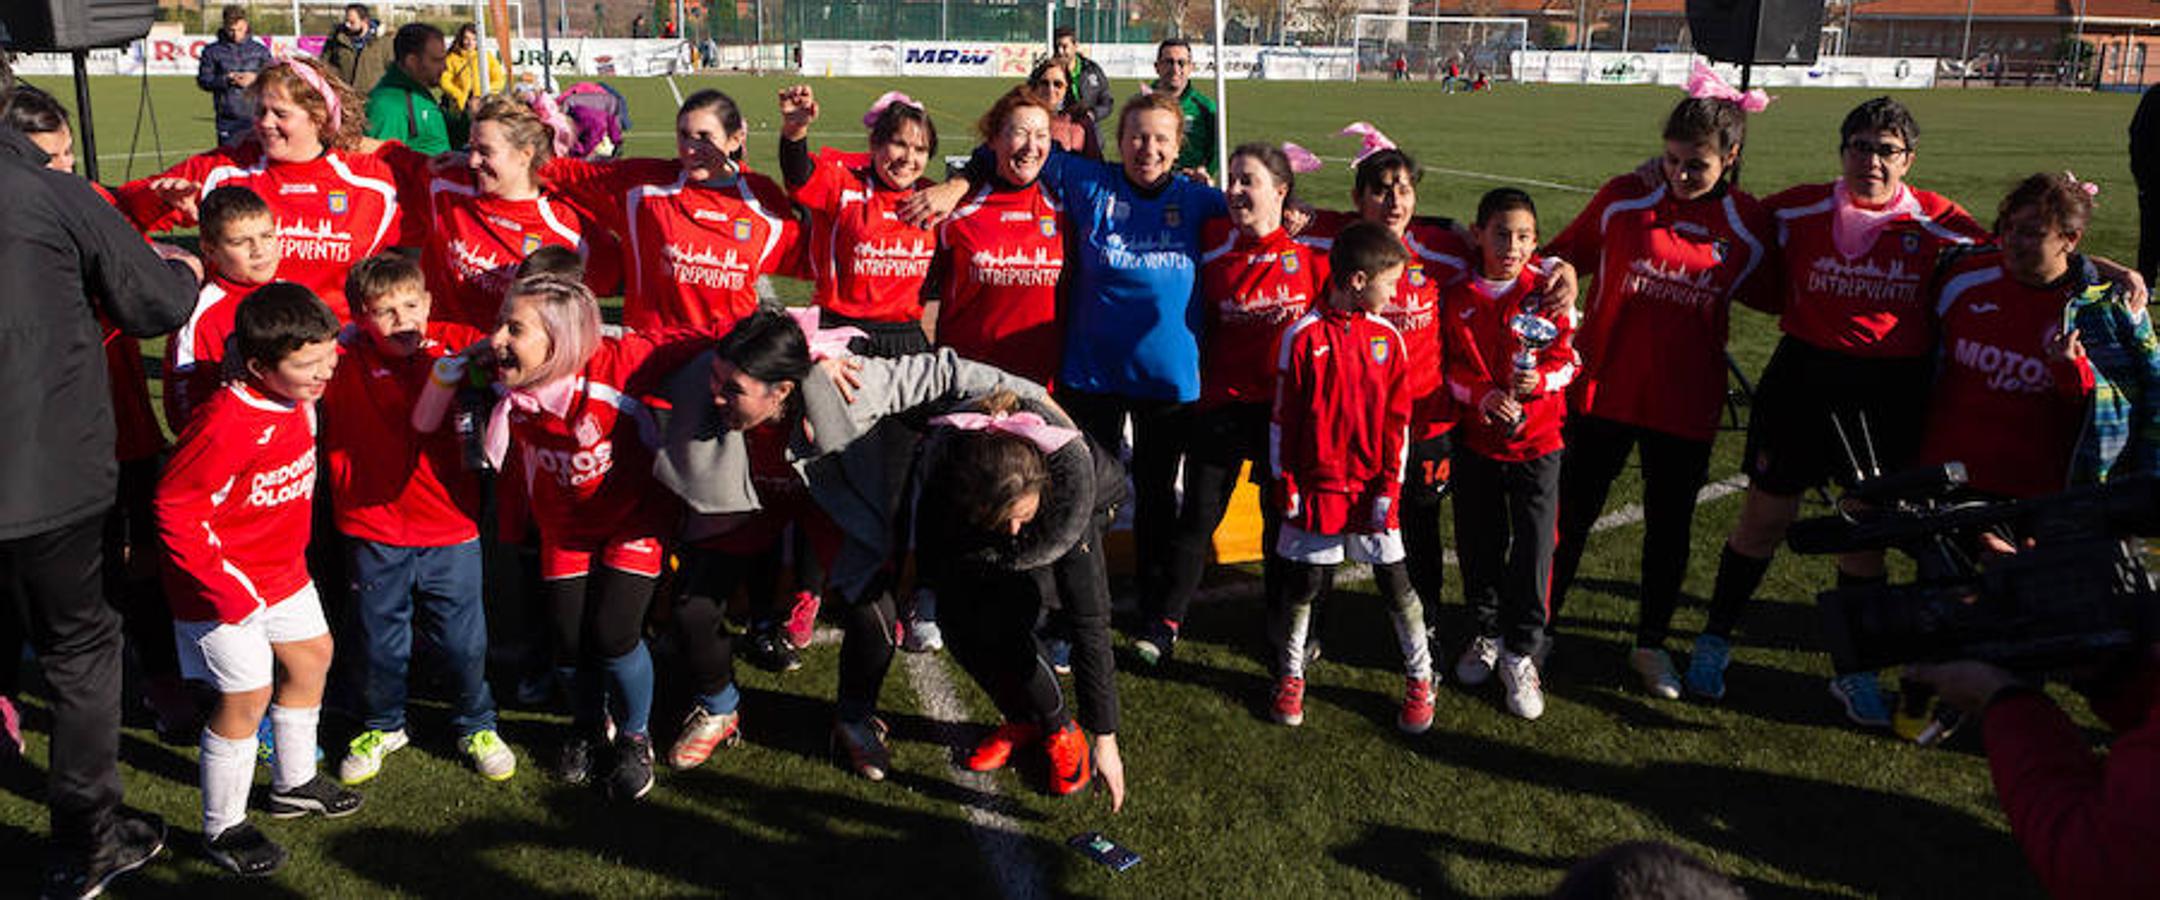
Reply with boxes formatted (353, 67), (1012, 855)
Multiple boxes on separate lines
(1349, 15), (1529, 83)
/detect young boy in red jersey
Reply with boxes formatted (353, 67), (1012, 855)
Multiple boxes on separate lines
(319, 255), (514, 787)
(166, 186), (282, 429)
(155, 284), (361, 877)
(1267, 221), (1435, 734)
(1443, 188), (1577, 721)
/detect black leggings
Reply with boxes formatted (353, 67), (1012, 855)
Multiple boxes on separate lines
(671, 544), (784, 698)
(834, 576), (900, 724)
(107, 455), (179, 681)
(543, 566), (656, 727)
(1157, 402), (1277, 628)
(1060, 389), (1187, 604)
(1400, 434), (1453, 624)
(1550, 415), (1713, 649)
(943, 518), (1120, 734)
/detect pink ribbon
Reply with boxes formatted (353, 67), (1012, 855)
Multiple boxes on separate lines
(272, 54), (342, 133)
(2065, 170), (2100, 201)
(482, 376), (578, 469)
(1281, 142), (1323, 174)
(526, 90), (578, 158)
(928, 410), (1082, 454)
(861, 91), (924, 130)
(784, 306), (867, 362)
(1338, 122), (1397, 168)
(1685, 60), (1773, 113)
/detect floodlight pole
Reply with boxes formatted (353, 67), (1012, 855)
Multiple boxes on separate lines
(539, 0), (556, 89)
(475, 1), (493, 95)
(1212, 0), (1227, 177)
(72, 51), (99, 183)
(1621, 0), (1632, 52)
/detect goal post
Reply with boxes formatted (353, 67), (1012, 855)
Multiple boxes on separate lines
(1349, 15), (1530, 83)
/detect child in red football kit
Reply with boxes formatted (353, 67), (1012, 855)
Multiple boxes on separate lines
(165, 185), (283, 430)
(156, 284), (362, 877)
(415, 274), (714, 803)
(320, 255), (513, 787)
(1267, 221), (1435, 735)
(1444, 188), (1578, 722)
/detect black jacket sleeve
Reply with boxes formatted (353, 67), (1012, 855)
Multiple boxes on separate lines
(779, 135), (815, 188)
(61, 175), (197, 337)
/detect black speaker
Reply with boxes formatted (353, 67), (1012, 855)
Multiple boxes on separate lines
(1687, 0), (1827, 66)
(0, 0), (159, 53)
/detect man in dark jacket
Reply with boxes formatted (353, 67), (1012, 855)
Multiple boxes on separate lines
(1052, 27), (1113, 126)
(321, 3), (393, 94)
(0, 61), (201, 900)
(196, 6), (272, 145)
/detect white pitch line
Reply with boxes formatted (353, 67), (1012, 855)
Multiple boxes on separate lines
(898, 650), (1049, 900)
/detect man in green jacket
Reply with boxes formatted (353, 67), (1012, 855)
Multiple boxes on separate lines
(1149, 38), (1218, 182)
(364, 24), (453, 154)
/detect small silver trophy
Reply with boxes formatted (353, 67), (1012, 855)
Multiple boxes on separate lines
(1508, 312), (1559, 392)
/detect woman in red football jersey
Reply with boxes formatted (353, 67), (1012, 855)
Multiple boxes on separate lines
(1138, 142), (1327, 664)
(1542, 89), (1779, 701)
(930, 86), (1067, 385)
(414, 95), (620, 329)
(778, 84), (939, 357)
(118, 56), (411, 322)
(544, 88), (807, 334)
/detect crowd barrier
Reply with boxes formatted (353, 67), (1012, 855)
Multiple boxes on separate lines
(11, 35), (750, 79)
(798, 40), (1356, 81)
(1510, 50), (1939, 89)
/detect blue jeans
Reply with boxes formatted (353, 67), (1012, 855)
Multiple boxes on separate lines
(350, 539), (496, 736)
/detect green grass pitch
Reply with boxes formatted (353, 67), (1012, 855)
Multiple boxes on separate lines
(0, 71), (2140, 898)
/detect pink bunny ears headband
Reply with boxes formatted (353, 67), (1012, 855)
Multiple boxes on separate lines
(863, 91), (924, 129)
(2064, 170), (2101, 200)
(1685, 61), (1773, 113)
(1339, 121), (1398, 168)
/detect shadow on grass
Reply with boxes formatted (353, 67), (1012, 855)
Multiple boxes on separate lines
(1400, 731), (2041, 898)
(317, 770), (1041, 898)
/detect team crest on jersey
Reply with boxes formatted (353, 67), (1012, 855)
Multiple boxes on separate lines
(1710, 239), (1729, 262)
(575, 415), (604, 447)
(521, 234), (543, 256)
(1281, 251), (1299, 274)
(1407, 266), (1427, 287)
(734, 219), (754, 242)
(327, 191), (349, 214)
(1039, 215), (1057, 238)
(1902, 233), (1921, 253)
(1164, 203), (1181, 228)
(1369, 335), (1390, 363)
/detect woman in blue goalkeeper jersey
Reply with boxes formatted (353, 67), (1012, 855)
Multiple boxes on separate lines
(905, 91), (1227, 608)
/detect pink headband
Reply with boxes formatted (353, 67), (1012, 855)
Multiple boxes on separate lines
(863, 91), (924, 130)
(2064, 170), (2100, 201)
(272, 54), (342, 133)
(784, 306), (866, 361)
(1281, 142), (1324, 174)
(527, 90), (577, 158)
(1338, 122), (1397, 168)
(1685, 61), (1772, 113)
(928, 410), (1081, 454)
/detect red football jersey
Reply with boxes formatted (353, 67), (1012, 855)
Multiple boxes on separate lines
(416, 169), (622, 330)
(1442, 262), (1579, 462)
(118, 144), (413, 322)
(155, 382), (320, 624)
(502, 328), (712, 545)
(935, 181), (1068, 385)
(1545, 176), (1776, 442)
(547, 158), (806, 333)
(1270, 306), (1411, 534)
(321, 322), (487, 546)
(795, 148), (936, 324)
(1297, 211), (1470, 438)
(1199, 219), (1325, 407)
(1768, 181), (1987, 358)
(1916, 252), (2089, 499)
(164, 275), (263, 431)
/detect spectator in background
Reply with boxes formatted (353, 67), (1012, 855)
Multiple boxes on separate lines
(322, 3), (392, 95)
(365, 23), (452, 154)
(632, 14), (650, 38)
(1028, 58), (1101, 160)
(2131, 83), (2159, 285)
(1148, 39), (1218, 181)
(1051, 27), (1113, 126)
(440, 24), (506, 117)
(197, 6), (271, 146)
(0, 56), (203, 900)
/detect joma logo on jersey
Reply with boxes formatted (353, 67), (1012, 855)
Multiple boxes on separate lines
(327, 191), (349, 214)
(904, 47), (992, 66)
(1369, 335), (1390, 363)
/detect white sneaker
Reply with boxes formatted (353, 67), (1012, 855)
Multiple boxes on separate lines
(1628, 647), (1683, 701)
(901, 589), (944, 653)
(338, 728), (409, 785)
(1498, 651), (1545, 720)
(1454, 635), (1501, 686)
